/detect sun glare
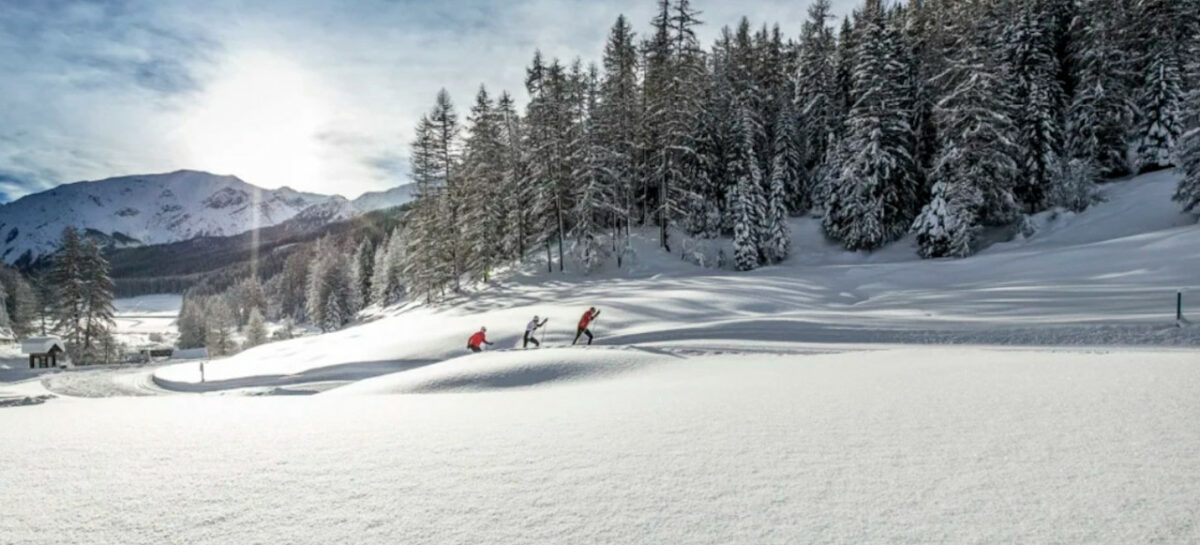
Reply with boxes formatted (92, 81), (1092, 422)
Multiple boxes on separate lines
(173, 51), (331, 193)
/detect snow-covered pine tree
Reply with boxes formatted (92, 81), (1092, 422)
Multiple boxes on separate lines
(834, 16), (858, 122)
(461, 86), (506, 282)
(353, 238), (374, 307)
(333, 246), (359, 327)
(385, 229), (406, 301)
(1174, 35), (1200, 212)
(641, 0), (673, 238)
(522, 54), (576, 272)
(902, 0), (943, 185)
(206, 297), (237, 357)
(0, 270), (38, 339)
(730, 101), (765, 271)
(1135, 52), (1184, 172)
(912, 0), (1020, 258)
(305, 237), (331, 328)
(495, 92), (529, 262)
(13, 277), (37, 339)
(571, 65), (616, 273)
(823, 0), (919, 251)
(1005, 0), (1066, 213)
(404, 113), (451, 301)
(278, 250), (310, 321)
(597, 15), (641, 251)
(1132, 0), (1189, 173)
(661, 0), (706, 253)
(369, 232), (392, 306)
(761, 123), (792, 263)
(752, 24), (789, 179)
(232, 276), (266, 327)
(321, 289), (345, 333)
(304, 236), (358, 330)
(176, 295), (207, 349)
(0, 282), (11, 334)
(1067, 0), (1134, 177)
(793, 0), (838, 213)
(729, 20), (762, 141)
(49, 227), (86, 350)
(79, 237), (115, 362)
(244, 307), (267, 349)
(688, 29), (736, 238)
(428, 89), (464, 288)
(347, 242), (364, 314)
(639, 0), (706, 253)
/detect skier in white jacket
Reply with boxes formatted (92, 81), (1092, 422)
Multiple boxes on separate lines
(524, 316), (548, 349)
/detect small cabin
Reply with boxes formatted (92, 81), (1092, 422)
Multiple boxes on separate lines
(22, 337), (68, 369)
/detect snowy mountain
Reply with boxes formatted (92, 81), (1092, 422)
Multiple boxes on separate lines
(350, 183), (416, 213)
(0, 171), (412, 264)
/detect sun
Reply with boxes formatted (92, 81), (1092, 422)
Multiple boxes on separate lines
(173, 51), (331, 193)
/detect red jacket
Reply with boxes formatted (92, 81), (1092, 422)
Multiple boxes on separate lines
(468, 331), (489, 348)
(578, 309), (598, 330)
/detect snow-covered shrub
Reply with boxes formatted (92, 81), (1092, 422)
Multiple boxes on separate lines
(680, 237), (721, 269)
(1049, 158), (1101, 213)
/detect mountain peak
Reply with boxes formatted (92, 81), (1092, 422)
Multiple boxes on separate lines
(0, 171), (337, 265)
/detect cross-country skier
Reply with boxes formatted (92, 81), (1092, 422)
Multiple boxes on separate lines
(524, 315), (548, 349)
(467, 327), (492, 353)
(573, 307), (600, 345)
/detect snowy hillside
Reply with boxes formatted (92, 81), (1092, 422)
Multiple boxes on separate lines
(153, 170), (1200, 390)
(0, 171), (415, 264)
(0, 170), (338, 263)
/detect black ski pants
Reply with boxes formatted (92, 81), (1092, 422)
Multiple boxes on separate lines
(524, 331), (540, 348)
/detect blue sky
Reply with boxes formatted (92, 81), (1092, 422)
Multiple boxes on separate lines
(0, 0), (854, 200)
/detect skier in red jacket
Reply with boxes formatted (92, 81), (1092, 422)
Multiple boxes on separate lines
(573, 307), (601, 345)
(467, 327), (492, 353)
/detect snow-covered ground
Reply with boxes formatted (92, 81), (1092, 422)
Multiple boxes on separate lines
(112, 294), (183, 350)
(3, 347), (1199, 544)
(1, 171), (1198, 544)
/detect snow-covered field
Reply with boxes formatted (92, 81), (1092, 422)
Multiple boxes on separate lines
(1, 171), (1198, 544)
(112, 294), (183, 350)
(3, 348), (1199, 543)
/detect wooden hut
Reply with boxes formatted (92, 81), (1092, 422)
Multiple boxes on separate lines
(22, 337), (68, 369)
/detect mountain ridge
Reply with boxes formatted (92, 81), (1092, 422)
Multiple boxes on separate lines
(0, 169), (413, 265)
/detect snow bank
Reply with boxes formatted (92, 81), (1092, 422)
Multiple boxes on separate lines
(990, 170), (1196, 250)
(326, 346), (674, 395)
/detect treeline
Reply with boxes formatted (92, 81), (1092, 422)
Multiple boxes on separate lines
(176, 276), (270, 356)
(0, 228), (121, 364)
(397, 0), (1200, 300)
(0, 264), (43, 340)
(107, 204), (410, 298)
(174, 208), (409, 351)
